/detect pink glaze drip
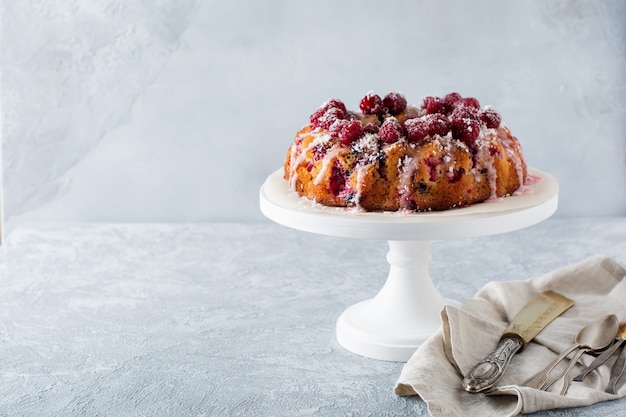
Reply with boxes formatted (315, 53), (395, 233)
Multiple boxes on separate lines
(313, 147), (344, 185)
(353, 164), (369, 210)
(473, 129), (499, 199)
(501, 134), (527, 190)
(474, 126), (527, 200)
(397, 155), (418, 210)
(513, 174), (542, 196)
(525, 174), (542, 186)
(288, 129), (332, 190)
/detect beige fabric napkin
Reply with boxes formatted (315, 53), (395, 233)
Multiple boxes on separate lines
(395, 254), (626, 417)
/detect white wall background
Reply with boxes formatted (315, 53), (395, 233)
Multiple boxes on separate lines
(2, 0), (625, 232)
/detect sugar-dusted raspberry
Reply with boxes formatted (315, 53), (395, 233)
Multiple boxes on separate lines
(463, 119), (481, 144)
(451, 103), (481, 149)
(421, 96), (446, 114)
(359, 93), (383, 115)
(319, 107), (347, 129)
(479, 107), (502, 129)
(404, 118), (429, 144)
(327, 99), (347, 114)
(310, 99), (347, 128)
(442, 92), (462, 111)
(454, 97), (480, 109)
(405, 114), (451, 144)
(383, 92), (407, 115)
(328, 119), (347, 138)
(451, 104), (479, 122)
(451, 117), (480, 148)
(309, 107), (327, 127)
(339, 119), (364, 146)
(379, 117), (405, 143)
(424, 113), (451, 137)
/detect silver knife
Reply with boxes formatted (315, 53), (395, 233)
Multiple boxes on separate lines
(463, 290), (574, 393)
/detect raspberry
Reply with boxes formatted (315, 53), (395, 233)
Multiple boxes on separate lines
(338, 119), (364, 146)
(310, 99), (347, 128)
(329, 164), (346, 196)
(425, 158), (440, 181)
(454, 97), (480, 109)
(404, 118), (429, 144)
(442, 92), (462, 111)
(450, 106), (479, 148)
(328, 119), (347, 138)
(309, 107), (327, 127)
(327, 99), (347, 114)
(424, 113), (451, 137)
(318, 107), (346, 129)
(451, 117), (480, 148)
(379, 117), (405, 143)
(383, 92), (407, 115)
(359, 93), (383, 115)
(451, 105), (479, 122)
(479, 107), (502, 128)
(405, 114), (450, 143)
(421, 96), (446, 114)
(463, 119), (481, 144)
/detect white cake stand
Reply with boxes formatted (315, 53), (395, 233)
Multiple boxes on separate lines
(259, 167), (558, 361)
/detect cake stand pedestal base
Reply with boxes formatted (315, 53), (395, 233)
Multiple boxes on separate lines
(260, 168), (558, 362)
(336, 240), (452, 361)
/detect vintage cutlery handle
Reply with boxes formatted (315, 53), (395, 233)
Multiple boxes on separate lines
(463, 337), (523, 393)
(606, 341), (626, 395)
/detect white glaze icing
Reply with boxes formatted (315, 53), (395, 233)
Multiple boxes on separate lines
(288, 129), (332, 190)
(313, 147), (343, 185)
(397, 155), (418, 210)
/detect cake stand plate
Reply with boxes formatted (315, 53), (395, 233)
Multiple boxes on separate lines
(259, 168), (558, 361)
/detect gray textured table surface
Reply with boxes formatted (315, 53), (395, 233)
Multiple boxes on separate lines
(1, 219), (625, 416)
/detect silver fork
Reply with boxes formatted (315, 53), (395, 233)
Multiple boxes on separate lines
(573, 339), (623, 382)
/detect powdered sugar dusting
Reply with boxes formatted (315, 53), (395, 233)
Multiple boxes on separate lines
(288, 129), (333, 190)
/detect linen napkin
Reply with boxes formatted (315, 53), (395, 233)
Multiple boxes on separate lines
(395, 254), (626, 417)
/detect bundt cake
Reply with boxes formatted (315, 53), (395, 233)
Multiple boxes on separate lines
(284, 92), (528, 212)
